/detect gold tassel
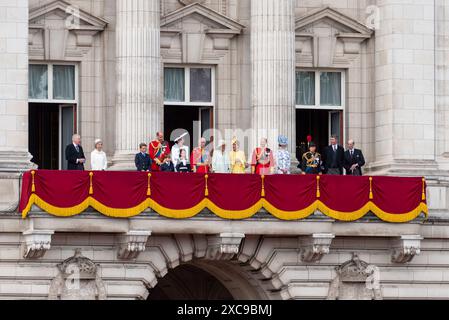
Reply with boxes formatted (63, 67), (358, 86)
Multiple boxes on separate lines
(369, 177), (374, 200)
(205, 174), (209, 197)
(31, 170), (36, 193)
(89, 172), (94, 195)
(316, 175), (321, 198)
(147, 173), (152, 196)
(261, 175), (266, 197)
(422, 178), (426, 201)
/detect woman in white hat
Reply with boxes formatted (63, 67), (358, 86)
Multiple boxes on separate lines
(172, 132), (189, 171)
(91, 139), (108, 171)
(212, 139), (230, 174)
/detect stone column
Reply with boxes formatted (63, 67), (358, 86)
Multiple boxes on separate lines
(112, 0), (162, 170)
(371, 0), (437, 175)
(250, 0), (296, 154)
(436, 0), (449, 167)
(0, 0), (34, 213)
(0, 0), (34, 172)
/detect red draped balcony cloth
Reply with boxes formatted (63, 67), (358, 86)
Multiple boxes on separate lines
(19, 170), (428, 223)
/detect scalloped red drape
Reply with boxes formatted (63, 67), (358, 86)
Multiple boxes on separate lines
(19, 170), (428, 223)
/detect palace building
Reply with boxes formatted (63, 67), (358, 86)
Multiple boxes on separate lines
(1, 0), (449, 300)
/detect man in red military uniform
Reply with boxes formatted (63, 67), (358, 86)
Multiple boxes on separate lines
(251, 137), (275, 175)
(191, 137), (210, 174)
(149, 132), (171, 172)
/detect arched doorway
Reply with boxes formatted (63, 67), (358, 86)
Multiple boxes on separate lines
(148, 264), (234, 300)
(147, 261), (270, 300)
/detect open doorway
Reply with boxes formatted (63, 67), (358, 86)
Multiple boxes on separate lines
(28, 103), (76, 170)
(164, 105), (213, 150)
(148, 264), (234, 300)
(296, 109), (343, 161)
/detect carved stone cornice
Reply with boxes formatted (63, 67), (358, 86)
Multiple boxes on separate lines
(300, 233), (335, 263)
(391, 235), (423, 264)
(205, 233), (245, 261)
(28, 0), (108, 59)
(22, 229), (54, 259)
(117, 231), (152, 260)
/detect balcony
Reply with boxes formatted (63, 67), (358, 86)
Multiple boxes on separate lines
(19, 170), (427, 223)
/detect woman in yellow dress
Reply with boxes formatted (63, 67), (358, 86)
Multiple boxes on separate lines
(229, 137), (247, 174)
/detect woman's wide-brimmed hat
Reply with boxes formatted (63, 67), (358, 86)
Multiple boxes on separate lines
(278, 135), (288, 146)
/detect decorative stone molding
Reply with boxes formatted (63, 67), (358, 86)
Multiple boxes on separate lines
(22, 229), (54, 259)
(300, 233), (335, 263)
(205, 233), (245, 260)
(161, 3), (244, 62)
(178, 0), (206, 5)
(28, 0), (108, 60)
(117, 231), (152, 260)
(391, 235), (423, 264)
(295, 6), (373, 67)
(328, 253), (382, 300)
(49, 249), (107, 300)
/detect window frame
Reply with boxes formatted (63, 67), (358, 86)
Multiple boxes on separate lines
(28, 62), (79, 104)
(295, 69), (345, 111)
(163, 65), (215, 107)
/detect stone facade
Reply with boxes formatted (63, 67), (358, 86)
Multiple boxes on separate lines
(0, 0), (449, 300)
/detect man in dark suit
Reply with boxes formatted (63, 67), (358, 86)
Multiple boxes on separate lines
(135, 143), (152, 172)
(65, 134), (86, 171)
(323, 135), (345, 175)
(344, 139), (366, 176)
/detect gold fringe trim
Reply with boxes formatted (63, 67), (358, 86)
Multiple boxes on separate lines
(369, 177), (374, 200)
(261, 175), (266, 198)
(316, 175), (321, 198)
(206, 199), (263, 220)
(89, 172), (94, 195)
(31, 170), (36, 193)
(20, 194), (428, 223)
(422, 178), (426, 201)
(149, 199), (208, 219)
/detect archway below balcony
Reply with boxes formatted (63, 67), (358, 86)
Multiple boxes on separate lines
(147, 261), (270, 300)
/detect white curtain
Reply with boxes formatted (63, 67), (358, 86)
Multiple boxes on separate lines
(164, 68), (185, 102)
(53, 65), (75, 100)
(29, 65), (48, 99)
(296, 71), (315, 105)
(320, 72), (341, 106)
(190, 68), (211, 102)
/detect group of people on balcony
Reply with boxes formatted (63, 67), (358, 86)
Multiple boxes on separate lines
(65, 132), (366, 176)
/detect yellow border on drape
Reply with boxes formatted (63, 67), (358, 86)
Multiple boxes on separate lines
(149, 199), (208, 219)
(206, 199), (263, 220)
(21, 194), (428, 223)
(262, 199), (318, 220)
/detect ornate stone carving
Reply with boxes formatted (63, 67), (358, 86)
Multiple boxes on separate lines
(300, 233), (335, 263)
(328, 254), (382, 300)
(28, 0), (108, 60)
(160, 3), (244, 63)
(205, 233), (245, 260)
(179, 0), (206, 5)
(295, 7), (373, 68)
(22, 229), (54, 259)
(117, 230), (152, 260)
(391, 235), (423, 264)
(49, 249), (107, 300)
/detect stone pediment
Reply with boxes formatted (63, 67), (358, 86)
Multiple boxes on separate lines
(295, 7), (373, 67)
(161, 3), (244, 35)
(296, 6), (373, 37)
(29, 0), (108, 31)
(160, 3), (244, 62)
(28, 0), (108, 60)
